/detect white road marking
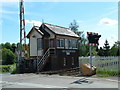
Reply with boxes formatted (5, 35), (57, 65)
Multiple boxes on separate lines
(0, 81), (68, 88)
(88, 77), (120, 82)
(105, 79), (120, 82)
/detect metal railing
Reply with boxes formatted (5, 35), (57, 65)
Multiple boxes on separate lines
(37, 48), (55, 72)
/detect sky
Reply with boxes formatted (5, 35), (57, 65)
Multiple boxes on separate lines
(0, 1), (118, 48)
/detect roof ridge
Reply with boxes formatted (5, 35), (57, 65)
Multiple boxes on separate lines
(44, 23), (69, 30)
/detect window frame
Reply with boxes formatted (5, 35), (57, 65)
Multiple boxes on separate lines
(37, 38), (42, 50)
(65, 39), (69, 49)
(72, 40), (78, 49)
(57, 38), (65, 48)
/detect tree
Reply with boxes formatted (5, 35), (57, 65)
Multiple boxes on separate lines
(4, 42), (12, 50)
(98, 47), (104, 56)
(110, 41), (120, 56)
(11, 43), (17, 53)
(110, 45), (118, 56)
(69, 20), (88, 56)
(69, 20), (79, 33)
(0, 43), (5, 48)
(80, 44), (89, 56)
(117, 48), (119, 56)
(103, 40), (110, 56)
(2, 48), (15, 65)
(0, 43), (17, 53)
(86, 46), (98, 56)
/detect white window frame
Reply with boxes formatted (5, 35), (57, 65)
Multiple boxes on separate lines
(57, 38), (64, 48)
(65, 39), (69, 49)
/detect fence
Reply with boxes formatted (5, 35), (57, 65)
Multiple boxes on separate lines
(79, 56), (120, 72)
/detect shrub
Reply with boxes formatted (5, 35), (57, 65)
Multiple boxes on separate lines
(0, 64), (16, 73)
(11, 68), (16, 74)
(0, 65), (11, 72)
(2, 48), (15, 65)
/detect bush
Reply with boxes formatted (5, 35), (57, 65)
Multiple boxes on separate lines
(2, 66), (11, 72)
(0, 65), (11, 72)
(0, 64), (16, 73)
(11, 68), (16, 74)
(2, 48), (15, 65)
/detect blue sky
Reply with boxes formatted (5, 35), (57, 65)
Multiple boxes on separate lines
(1, 1), (118, 48)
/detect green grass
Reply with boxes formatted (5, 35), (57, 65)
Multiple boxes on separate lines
(96, 67), (120, 77)
(0, 64), (16, 73)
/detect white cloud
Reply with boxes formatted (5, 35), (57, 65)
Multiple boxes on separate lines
(109, 40), (116, 48)
(77, 20), (83, 23)
(25, 20), (42, 26)
(99, 39), (116, 48)
(99, 39), (105, 48)
(0, 9), (18, 14)
(99, 18), (118, 26)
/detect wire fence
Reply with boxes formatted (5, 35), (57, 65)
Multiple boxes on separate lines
(79, 56), (120, 72)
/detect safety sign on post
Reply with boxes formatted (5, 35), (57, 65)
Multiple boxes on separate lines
(87, 32), (101, 74)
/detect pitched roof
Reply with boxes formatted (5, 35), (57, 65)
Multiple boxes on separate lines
(27, 26), (44, 38)
(44, 23), (79, 38)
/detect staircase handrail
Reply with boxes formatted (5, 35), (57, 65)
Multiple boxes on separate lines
(37, 48), (50, 66)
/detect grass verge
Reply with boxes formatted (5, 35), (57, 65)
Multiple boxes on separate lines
(0, 64), (16, 74)
(96, 68), (120, 77)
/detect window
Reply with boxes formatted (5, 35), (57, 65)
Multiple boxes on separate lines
(57, 38), (78, 49)
(65, 39), (69, 49)
(57, 38), (64, 48)
(68, 40), (72, 49)
(72, 40), (77, 48)
(63, 58), (66, 66)
(37, 38), (42, 50)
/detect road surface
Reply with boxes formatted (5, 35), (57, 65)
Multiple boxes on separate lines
(0, 73), (119, 89)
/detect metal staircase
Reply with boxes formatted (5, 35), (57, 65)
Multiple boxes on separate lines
(37, 48), (55, 72)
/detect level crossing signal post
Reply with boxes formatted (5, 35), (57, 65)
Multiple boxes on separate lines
(18, 0), (28, 73)
(87, 32), (101, 74)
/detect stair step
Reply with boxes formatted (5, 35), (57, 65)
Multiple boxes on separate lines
(38, 48), (56, 72)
